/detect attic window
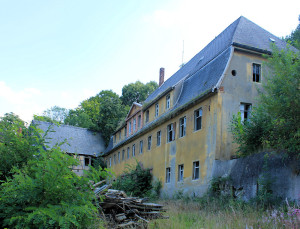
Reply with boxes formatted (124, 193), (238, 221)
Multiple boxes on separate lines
(269, 38), (275, 43)
(199, 56), (204, 61)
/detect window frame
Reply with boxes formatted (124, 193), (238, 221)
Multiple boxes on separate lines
(192, 161), (200, 180)
(133, 118), (136, 132)
(157, 130), (161, 146)
(145, 110), (149, 123)
(252, 63), (261, 83)
(139, 140), (143, 154)
(122, 149), (125, 161)
(178, 164), (184, 182)
(167, 123), (175, 143)
(166, 167), (171, 183)
(240, 103), (252, 122)
(179, 116), (186, 138)
(155, 103), (159, 117)
(138, 115), (141, 128)
(194, 108), (202, 131)
(132, 144), (136, 157)
(127, 147), (130, 159)
(148, 135), (152, 150)
(84, 157), (90, 167)
(166, 94), (170, 110)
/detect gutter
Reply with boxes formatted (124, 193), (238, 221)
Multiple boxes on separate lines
(232, 42), (272, 55)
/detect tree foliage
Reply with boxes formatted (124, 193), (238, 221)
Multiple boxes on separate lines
(230, 44), (300, 157)
(285, 15), (300, 49)
(65, 90), (128, 146)
(121, 81), (158, 106)
(34, 106), (69, 124)
(0, 113), (40, 181)
(0, 113), (108, 228)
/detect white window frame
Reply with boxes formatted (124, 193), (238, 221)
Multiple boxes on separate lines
(138, 115), (141, 128)
(166, 94), (170, 109)
(118, 152), (120, 162)
(194, 108), (202, 131)
(157, 130), (161, 146)
(129, 121), (132, 134)
(193, 161), (200, 180)
(148, 136), (152, 150)
(167, 123), (175, 142)
(155, 103), (159, 117)
(240, 103), (252, 122)
(132, 144), (136, 157)
(127, 147), (130, 159)
(178, 164), (184, 182)
(179, 116), (186, 138)
(253, 63), (261, 82)
(133, 118), (136, 132)
(109, 157), (112, 167)
(166, 167), (171, 183)
(139, 140), (143, 154)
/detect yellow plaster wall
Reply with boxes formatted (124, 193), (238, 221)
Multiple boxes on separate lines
(106, 94), (220, 192)
(217, 50), (266, 159)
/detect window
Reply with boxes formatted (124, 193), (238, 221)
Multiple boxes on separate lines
(148, 136), (152, 150)
(253, 63), (261, 82)
(194, 108), (202, 131)
(139, 140), (143, 154)
(127, 147), (130, 159)
(114, 154), (117, 164)
(240, 103), (252, 122)
(138, 115), (141, 128)
(109, 157), (112, 167)
(122, 149), (125, 160)
(129, 122), (131, 134)
(125, 126), (127, 137)
(193, 161), (200, 180)
(133, 118), (136, 132)
(132, 144), (136, 157)
(118, 152), (120, 162)
(84, 157), (90, 167)
(178, 164), (184, 182)
(166, 167), (171, 183)
(157, 131), (161, 146)
(167, 123), (175, 142)
(166, 94), (170, 109)
(179, 116), (186, 137)
(145, 110), (149, 123)
(155, 103), (159, 117)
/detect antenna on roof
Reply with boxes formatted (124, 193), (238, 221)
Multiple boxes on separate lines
(180, 40), (185, 68)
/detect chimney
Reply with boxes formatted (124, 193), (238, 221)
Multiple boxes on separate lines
(159, 67), (165, 87)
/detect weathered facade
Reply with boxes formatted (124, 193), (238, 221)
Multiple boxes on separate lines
(33, 121), (105, 176)
(103, 16), (295, 196)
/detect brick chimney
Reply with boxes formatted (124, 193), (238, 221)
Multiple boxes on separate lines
(159, 67), (165, 87)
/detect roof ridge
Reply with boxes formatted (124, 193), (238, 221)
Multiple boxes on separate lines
(33, 120), (100, 132)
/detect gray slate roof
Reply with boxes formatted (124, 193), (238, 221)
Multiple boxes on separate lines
(144, 16), (292, 105)
(105, 16), (294, 154)
(33, 121), (105, 156)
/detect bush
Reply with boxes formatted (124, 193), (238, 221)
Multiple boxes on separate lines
(112, 163), (154, 197)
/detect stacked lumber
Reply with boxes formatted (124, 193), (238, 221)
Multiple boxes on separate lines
(94, 185), (166, 228)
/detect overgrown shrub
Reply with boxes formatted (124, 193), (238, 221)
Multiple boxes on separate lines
(112, 163), (155, 197)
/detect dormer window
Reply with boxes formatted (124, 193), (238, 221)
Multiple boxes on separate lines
(155, 103), (159, 117)
(133, 118), (136, 132)
(145, 110), (149, 123)
(253, 63), (261, 82)
(128, 122), (131, 134)
(166, 94), (170, 109)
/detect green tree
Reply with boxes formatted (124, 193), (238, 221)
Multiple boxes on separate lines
(230, 44), (300, 156)
(285, 15), (300, 49)
(65, 90), (128, 146)
(121, 81), (158, 106)
(35, 106), (69, 124)
(0, 113), (40, 181)
(0, 147), (99, 228)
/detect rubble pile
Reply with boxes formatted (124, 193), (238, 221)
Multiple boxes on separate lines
(94, 184), (166, 228)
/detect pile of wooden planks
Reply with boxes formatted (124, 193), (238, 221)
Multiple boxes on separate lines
(93, 184), (166, 228)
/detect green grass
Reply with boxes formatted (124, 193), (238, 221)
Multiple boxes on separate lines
(149, 197), (299, 229)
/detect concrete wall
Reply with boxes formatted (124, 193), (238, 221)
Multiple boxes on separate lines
(212, 152), (300, 202)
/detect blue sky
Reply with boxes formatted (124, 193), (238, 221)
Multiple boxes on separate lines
(0, 0), (299, 122)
